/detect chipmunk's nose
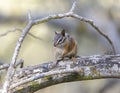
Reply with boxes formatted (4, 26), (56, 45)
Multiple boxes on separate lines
(54, 43), (57, 47)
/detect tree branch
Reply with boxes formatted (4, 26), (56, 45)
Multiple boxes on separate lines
(0, 59), (24, 71)
(2, 2), (116, 93)
(69, 1), (76, 13)
(7, 55), (120, 93)
(0, 28), (42, 41)
(2, 22), (33, 93)
(69, 13), (116, 54)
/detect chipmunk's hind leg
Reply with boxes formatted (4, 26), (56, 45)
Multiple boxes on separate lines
(69, 55), (77, 63)
(55, 56), (65, 65)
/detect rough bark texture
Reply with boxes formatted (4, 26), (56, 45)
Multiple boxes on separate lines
(9, 55), (120, 93)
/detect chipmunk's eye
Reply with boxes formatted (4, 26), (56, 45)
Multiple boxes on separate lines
(58, 36), (65, 44)
(58, 37), (62, 43)
(59, 38), (62, 42)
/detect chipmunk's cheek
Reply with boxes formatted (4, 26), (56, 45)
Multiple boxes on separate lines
(54, 44), (56, 47)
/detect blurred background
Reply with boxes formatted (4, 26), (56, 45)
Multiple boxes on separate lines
(0, 0), (120, 93)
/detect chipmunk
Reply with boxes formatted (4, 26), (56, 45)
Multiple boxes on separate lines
(53, 29), (77, 64)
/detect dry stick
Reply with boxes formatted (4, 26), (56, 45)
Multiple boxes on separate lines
(2, 22), (33, 93)
(0, 59), (23, 70)
(0, 28), (42, 41)
(0, 59), (24, 70)
(2, 2), (115, 93)
(0, 64), (9, 70)
(69, 14), (116, 54)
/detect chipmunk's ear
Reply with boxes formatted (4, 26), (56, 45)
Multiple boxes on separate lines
(61, 29), (65, 36)
(55, 31), (58, 34)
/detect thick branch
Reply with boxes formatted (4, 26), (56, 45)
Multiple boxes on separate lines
(9, 55), (120, 93)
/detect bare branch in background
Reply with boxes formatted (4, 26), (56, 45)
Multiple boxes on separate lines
(69, 14), (116, 54)
(69, 1), (76, 13)
(0, 28), (42, 41)
(0, 59), (24, 71)
(27, 10), (32, 21)
(2, 2), (116, 93)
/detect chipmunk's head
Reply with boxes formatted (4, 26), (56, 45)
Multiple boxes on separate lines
(54, 29), (67, 47)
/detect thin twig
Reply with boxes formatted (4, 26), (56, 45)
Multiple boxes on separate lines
(69, 1), (76, 13)
(0, 59), (24, 70)
(27, 10), (32, 20)
(69, 13), (116, 54)
(0, 64), (9, 70)
(0, 28), (42, 41)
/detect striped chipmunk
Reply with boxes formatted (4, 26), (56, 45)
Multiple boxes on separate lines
(53, 29), (77, 64)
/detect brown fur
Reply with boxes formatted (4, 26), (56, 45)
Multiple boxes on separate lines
(54, 30), (77, 62)
(62, 37), (77, 58)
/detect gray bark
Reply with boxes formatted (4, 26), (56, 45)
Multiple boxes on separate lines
(9, 55), (120, 93)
